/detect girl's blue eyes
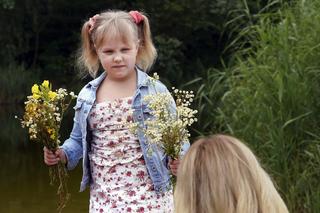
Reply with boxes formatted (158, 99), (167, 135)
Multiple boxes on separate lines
(103, 49), (130, 54)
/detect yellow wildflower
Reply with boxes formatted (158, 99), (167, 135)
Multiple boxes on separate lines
(47, 128), (53, 134)
(50, 134), (56, 140)
(32, 93), (41, 99)
(31, 84), (39, 94)
(42, 80), (50, 88)
(48, 91), (57, 100)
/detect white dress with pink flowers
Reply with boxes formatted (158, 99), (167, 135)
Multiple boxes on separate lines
(88, 97), (173, 213)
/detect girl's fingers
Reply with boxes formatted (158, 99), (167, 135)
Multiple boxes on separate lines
(170, 167), (178, 176)
(43, 146), (51, 153)
(44, 157), (55, 165)
(169, 159), (180, 176)
(44, 155), (60, 165)
(44, 147), (60, 158)
(44, 153), (58, 160)
(45, 154), (59, 160)
(55, 150), (60, 156)
(43, 146), (60, 165)
(169, 159), (180, 167)
(171, 164), (178, 169)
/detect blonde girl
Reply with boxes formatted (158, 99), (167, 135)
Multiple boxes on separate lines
(174, 134), (289, 213)
(44, 10), (185, 213)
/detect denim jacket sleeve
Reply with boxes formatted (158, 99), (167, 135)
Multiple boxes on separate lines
(60, 100), (84, 170)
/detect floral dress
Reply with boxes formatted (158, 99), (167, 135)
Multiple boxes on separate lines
(88, 97), (173, 213)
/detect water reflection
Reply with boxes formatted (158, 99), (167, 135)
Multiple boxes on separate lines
(0, 105), (89, 213)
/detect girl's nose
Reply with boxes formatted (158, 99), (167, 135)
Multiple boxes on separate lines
(114, 55), (122, 63)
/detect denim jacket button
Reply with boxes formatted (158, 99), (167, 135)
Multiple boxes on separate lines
(138, 115), (142, 119)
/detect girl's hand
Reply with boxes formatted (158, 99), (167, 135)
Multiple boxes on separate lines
(168, 159), (180, 176)
(43, 147), (67, 166)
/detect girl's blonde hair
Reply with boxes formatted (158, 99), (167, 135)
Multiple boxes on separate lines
(174, 134), (289, 213)
(77, 10), (157, 77)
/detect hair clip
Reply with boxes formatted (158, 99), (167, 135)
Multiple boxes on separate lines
(129, 11), (144, 24)
(88, 14), (100, 34)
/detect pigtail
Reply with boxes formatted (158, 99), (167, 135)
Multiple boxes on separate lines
(136, 14), (157, 72)
(77, 21), (100, 78)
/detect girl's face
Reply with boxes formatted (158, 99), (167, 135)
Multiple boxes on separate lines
(96, 35), (138, 81)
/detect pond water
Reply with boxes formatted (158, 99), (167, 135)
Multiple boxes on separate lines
(0, 105), (89, 213)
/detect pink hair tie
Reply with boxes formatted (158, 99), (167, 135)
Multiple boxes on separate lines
(129, 11), (144, 24)
(88, 14), (99, 34)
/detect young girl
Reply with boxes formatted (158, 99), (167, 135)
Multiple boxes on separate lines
(174, 135), (289, 213)
(44, 10), (186, 212)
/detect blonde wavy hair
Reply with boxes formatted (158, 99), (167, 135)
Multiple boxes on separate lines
(77, 10), (157, 77)
(174, 134), (289, 213)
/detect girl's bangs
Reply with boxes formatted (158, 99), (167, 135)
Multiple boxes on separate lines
(95, 19), (136, 47)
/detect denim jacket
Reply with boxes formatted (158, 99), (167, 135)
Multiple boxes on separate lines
(61, 68), (190, 193)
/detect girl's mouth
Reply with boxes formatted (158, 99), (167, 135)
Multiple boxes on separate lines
(112, 65), (126, 68)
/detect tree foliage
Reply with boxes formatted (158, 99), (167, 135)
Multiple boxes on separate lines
(0, 0), (277, 85)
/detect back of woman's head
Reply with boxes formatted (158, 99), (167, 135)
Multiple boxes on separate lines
(174, 134), (288, 213)
(77, 10), (157, 77)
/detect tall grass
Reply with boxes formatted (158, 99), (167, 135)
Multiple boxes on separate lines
(203, 0), (320, 211)
(189, 67), (228, 135)
(0, 64), (39, 103)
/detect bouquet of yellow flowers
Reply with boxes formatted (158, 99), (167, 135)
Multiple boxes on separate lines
(19, 80), (76, 212)
(129, 74), (197, 184)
